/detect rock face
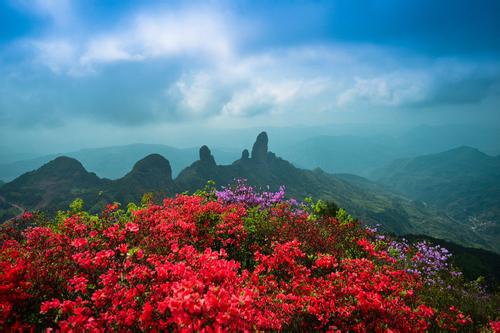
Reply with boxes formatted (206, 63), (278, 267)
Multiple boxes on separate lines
(251, 132), (268, 162)
(199, 146), (216, 165)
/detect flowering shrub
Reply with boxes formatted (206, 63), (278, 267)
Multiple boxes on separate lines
(0, 181), (498, 331)
(385, 238), (454, 284)
(216, 178), (290, 208)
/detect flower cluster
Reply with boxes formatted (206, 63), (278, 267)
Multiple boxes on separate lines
(385, 238), (456, 285)
(216, 178), (290, 208)
(0, 183), (497, 332)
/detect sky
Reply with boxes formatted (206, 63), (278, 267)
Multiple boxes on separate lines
(0, 0), (499, 154)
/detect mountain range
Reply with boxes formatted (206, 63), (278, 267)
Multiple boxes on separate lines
(2, 124), (500, 182)
(372, 146), (500, 253)
(0, 132), (497, 253)
(0, 144), (240, 182)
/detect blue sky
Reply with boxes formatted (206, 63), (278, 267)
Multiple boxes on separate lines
(0, 0), (499, 152)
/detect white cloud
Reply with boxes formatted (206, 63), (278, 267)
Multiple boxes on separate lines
(132, 10), (233, 60)
(167, 71), (227, 116)
(80, 37), (144, 65)
(30, 39), (77, 74)
(28, 6), (236, 74)
(336, 73), (429, 107)
(221, 77), (331, 117)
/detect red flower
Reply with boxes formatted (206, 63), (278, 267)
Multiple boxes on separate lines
(125, 222), (139, 234)
(0, 192), (486, 331)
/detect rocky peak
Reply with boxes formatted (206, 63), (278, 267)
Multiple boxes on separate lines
(251, 132), (268, 162)
(130, 154), (172, 181)
(199, 145), (216, 165)
(39, 156), (87, 177)
(241, 149), (250, 160)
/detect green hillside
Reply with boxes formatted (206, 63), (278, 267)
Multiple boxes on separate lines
(372, 146), (500, 253)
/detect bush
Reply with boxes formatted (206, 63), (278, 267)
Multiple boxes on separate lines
(0, 181), (498, 331)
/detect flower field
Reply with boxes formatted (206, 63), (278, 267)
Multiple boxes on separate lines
(0, 181), (498, 332)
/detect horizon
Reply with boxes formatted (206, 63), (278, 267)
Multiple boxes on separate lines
(2, 122), (500, 164)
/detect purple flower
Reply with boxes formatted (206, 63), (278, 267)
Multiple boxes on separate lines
(216, 179), (297, 209)
(387, 239), (453, 285)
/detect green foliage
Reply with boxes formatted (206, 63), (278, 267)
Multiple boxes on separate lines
(193, 180), (217, 200)
(126, 202), (139, 214)
(335, 208), (355, 225)
(140, 192), (154, 206)
(69, 198), (84, 213)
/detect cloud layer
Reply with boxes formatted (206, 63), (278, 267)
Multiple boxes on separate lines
(1, 0), (499, 131)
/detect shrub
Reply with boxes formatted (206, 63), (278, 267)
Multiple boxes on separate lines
(0, 181), (497, 331)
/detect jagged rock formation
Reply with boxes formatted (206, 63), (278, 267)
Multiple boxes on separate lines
(199, 146), (216, 166)
(175, 146), (222, 189)
(251, 131), (269, 162)
(241, 149), (249, 160)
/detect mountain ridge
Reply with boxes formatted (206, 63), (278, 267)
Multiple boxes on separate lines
(372, 146), (500, 254)
(0, 143), (240, 182)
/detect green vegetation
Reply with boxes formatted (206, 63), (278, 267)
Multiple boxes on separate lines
(373, 146), (500, 253)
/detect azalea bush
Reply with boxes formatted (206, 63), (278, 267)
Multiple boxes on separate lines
(0, 180), (498, 331)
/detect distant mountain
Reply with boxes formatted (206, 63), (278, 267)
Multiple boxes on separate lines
(0, 144), (240, 182)
(0, 145), (41, 164)
(277, 135), (402, 176)
(3, 124), (500, 182)
(372, 146), (500, 252)
(396, 124), (500, 157)
(1, 134), (496, 253)
(274, 124), (500, 176)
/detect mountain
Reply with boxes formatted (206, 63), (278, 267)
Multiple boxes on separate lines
(273, 124), (500, 176)
(0, 154), (178, 215)
(277, 135), (402, 176)
(0, 156), (109, 214)
(0, 144), (240, 182)
(372, 146), (500, 252)
(1, 134), (497, 252)
(396, 124), (500, 157)
(177, 133), (494, 252)
(107, 154), (178, 205)
(3, 124), (499, 183)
